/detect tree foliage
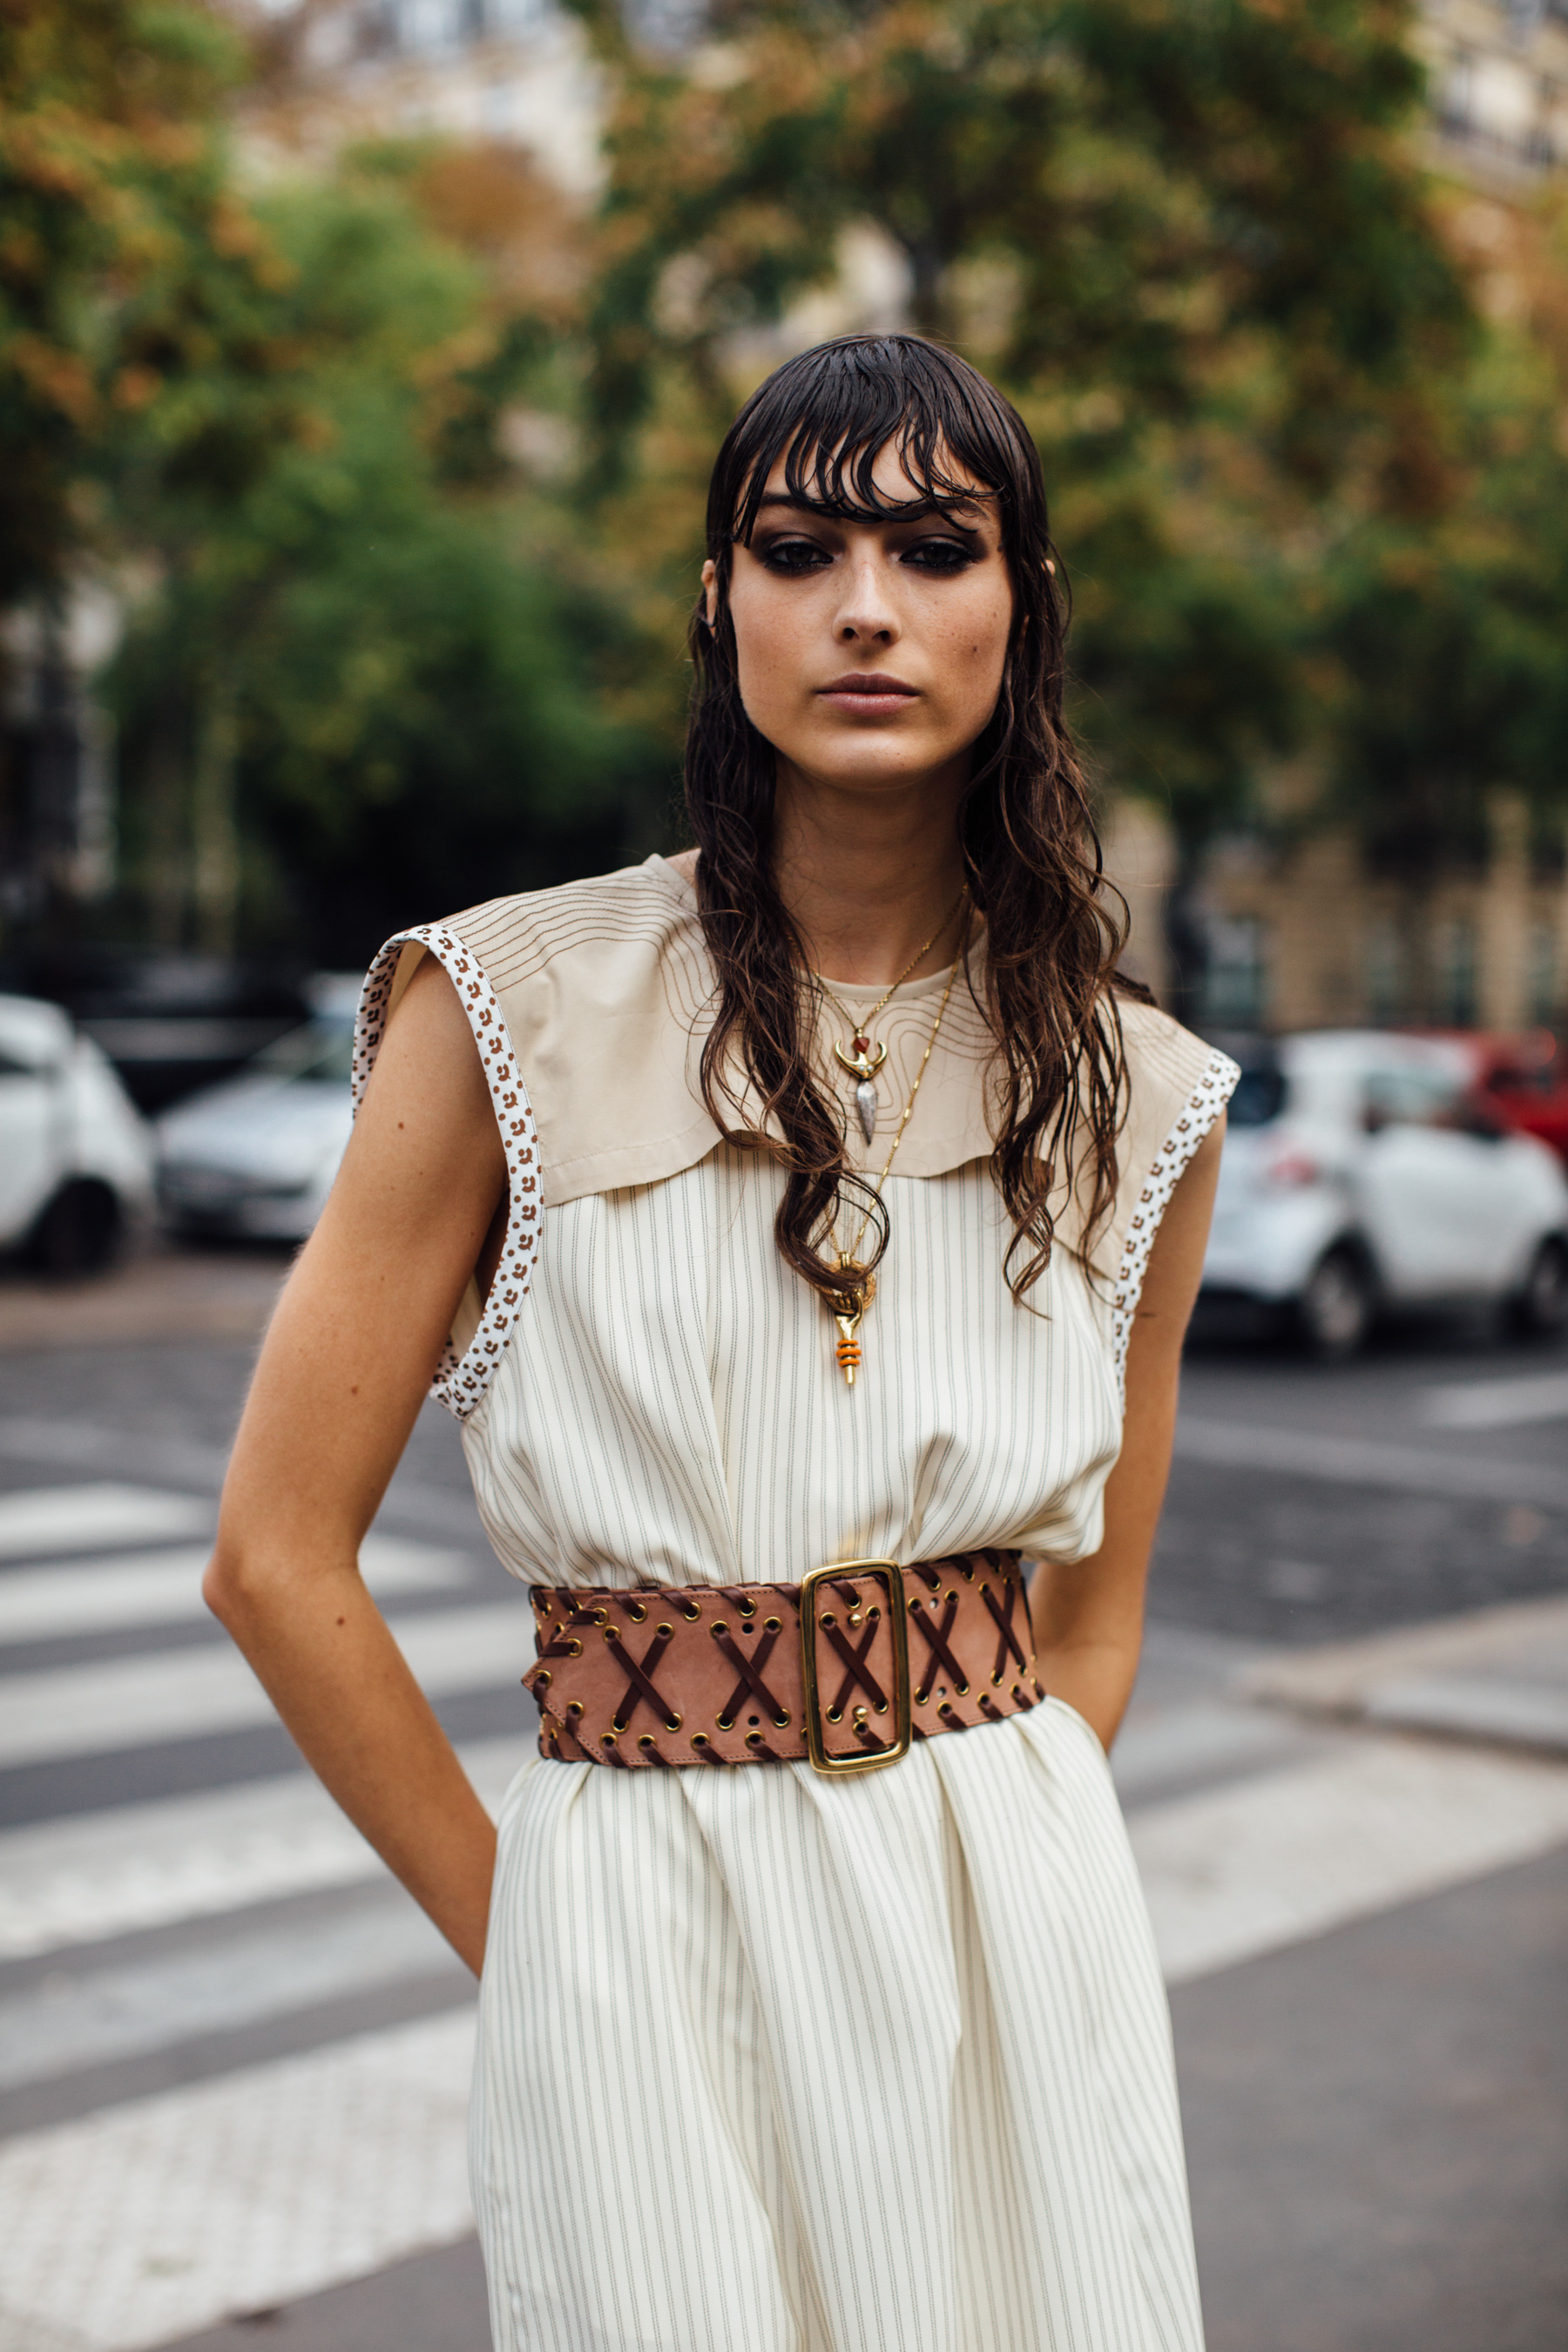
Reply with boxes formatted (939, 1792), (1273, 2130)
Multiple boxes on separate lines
(0, 0), (281, 605)
(573, 0), (1476, 862)
(106, 160), (659, 958)
(1318, 193), (1568, 875)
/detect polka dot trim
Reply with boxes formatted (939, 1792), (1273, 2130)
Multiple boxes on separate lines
(1110, 1047), (1240, 1406)
(354, 925), (541, 1423)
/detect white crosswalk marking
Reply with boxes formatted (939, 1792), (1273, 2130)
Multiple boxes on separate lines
(0, 1889), (458, 2092)
(0, 1736), (536, 1962)
(0, 1599), (532, 1768)
(0, 1534), (476, 1645)
(0, 1484), (212, 1561)
(0, 2011), (476, 2352)
(1132, 1733), (1568, 1984)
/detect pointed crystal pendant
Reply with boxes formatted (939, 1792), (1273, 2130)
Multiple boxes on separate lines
(855, 1077), (877, 1145)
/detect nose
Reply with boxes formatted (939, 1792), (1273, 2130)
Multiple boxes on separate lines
(833, 552), (899, 647)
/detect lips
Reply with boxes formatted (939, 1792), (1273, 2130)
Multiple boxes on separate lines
(815, 672), (919, 713)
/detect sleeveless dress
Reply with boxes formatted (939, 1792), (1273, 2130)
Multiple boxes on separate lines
(354, 855), (1237, 2352)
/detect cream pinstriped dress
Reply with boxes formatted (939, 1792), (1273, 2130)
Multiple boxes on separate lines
(355, 857), (1237, 2352)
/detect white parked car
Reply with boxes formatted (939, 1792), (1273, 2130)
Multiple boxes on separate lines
(0, 993), (154, 1273)
(156, 978), (359, 1243)
(1203, 1030), (1568, 1358)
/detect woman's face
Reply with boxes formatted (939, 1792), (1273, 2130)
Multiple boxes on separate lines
(705, 440), (1015, 801)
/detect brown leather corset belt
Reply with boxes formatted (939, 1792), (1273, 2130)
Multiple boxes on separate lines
(524, 1550), (1044, 1776)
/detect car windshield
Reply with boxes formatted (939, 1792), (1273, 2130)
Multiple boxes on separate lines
(1226, 1065), (1288, 1127)
(252, 1022), (355, 1087)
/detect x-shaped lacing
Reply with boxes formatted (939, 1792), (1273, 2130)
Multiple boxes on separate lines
(712, 1622), (791, 1730)
(819, 1591), (890, 1721)
(909, 1587), (969, 1702)
(982, 1580), (1029, 1683)
(605, 1623), (682, 1734)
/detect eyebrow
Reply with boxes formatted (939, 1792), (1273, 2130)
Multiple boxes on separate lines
(750, 492), (989, 528)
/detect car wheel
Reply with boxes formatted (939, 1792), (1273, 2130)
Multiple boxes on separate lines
(1512, 1236), (1568, 1338)
(30, 1180), (121, 1277)
(1294, 1247), (1375, 1362)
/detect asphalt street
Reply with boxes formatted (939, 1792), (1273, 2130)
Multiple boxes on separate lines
(0, 1254), (1565, 2350)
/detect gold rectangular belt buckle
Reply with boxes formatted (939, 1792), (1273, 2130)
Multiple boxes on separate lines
(799, 1558), (911, 1777)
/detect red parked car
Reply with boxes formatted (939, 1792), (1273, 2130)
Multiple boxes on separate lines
(1429, 1031), (1568, 1166)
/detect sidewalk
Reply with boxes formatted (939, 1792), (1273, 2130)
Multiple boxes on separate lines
(1121, 1603), (1568, 2352)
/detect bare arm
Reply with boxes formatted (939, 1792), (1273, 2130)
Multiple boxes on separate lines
(1028, 1116), (1225, 1750)
(204, 955), (508, 1975)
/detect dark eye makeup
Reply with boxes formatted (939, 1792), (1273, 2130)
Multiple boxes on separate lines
(753, 531), (982, 578)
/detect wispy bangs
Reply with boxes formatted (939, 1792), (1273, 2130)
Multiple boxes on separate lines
(711, 335), (1047, 551)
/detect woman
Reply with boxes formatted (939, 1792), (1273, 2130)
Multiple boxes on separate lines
(208, 333), (1236, 2352)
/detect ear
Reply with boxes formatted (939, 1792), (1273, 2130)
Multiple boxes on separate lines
(700, 558), (719, 630)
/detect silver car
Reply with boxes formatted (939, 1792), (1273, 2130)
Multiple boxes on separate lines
(156, 979), (359, 1244)
(1202, 1030), (1568, 1358)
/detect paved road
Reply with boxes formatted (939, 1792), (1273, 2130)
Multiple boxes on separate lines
(0, 1270), (1565, 2349)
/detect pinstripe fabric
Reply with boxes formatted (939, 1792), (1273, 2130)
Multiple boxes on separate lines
(355, 866), (1235, 2352)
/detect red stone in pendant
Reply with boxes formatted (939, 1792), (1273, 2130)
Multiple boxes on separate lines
(853, 1034), (870, 1055)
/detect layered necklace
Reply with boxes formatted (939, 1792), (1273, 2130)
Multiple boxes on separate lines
(818, 899), (972, 1389)
(817, 885), (970, 1145)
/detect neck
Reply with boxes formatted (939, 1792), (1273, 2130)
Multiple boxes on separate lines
(769, 759), (970, 988)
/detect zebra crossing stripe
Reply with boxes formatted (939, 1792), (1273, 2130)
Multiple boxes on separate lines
(0, 2010), (476, 2352)
(0, 1736), (537, 1962)
(0, 1600), (533, 1769)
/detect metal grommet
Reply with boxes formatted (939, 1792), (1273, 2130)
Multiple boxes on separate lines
(710, 1620), (728, 1638)
(657, 1623), (673, 1638)
(691, 1732), (710, 1748)
(566, 1639), (583, 1657)
(680, 1598), (703, 1621)
(664, 1713), (683, 1732)
(764, 1615), (781, 1632)
(627, 1599), (647, 1622)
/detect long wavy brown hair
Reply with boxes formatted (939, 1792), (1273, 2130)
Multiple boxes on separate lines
(686, 333), (1136, 1309)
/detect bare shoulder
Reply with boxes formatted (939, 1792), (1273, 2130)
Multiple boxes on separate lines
(334, 951), (505, 1244)
(1137, 1112), (1226, 1335)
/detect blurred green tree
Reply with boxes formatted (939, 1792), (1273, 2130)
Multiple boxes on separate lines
(0, 0), (280, 607)
(1318, 193), (1568, 914)
(107, 163), (660, 961)
(569, 0), (1477, 999)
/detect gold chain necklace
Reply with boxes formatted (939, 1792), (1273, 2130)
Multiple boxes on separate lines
(826, 915), (970, 1389)
(817, 885), (970, 1145)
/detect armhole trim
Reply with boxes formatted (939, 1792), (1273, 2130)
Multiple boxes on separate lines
(354, 923), (542, 1423)
(1110, 1047), (1240, 1406)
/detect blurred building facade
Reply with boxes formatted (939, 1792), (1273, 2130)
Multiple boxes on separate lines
(235, 0), (604, 191)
